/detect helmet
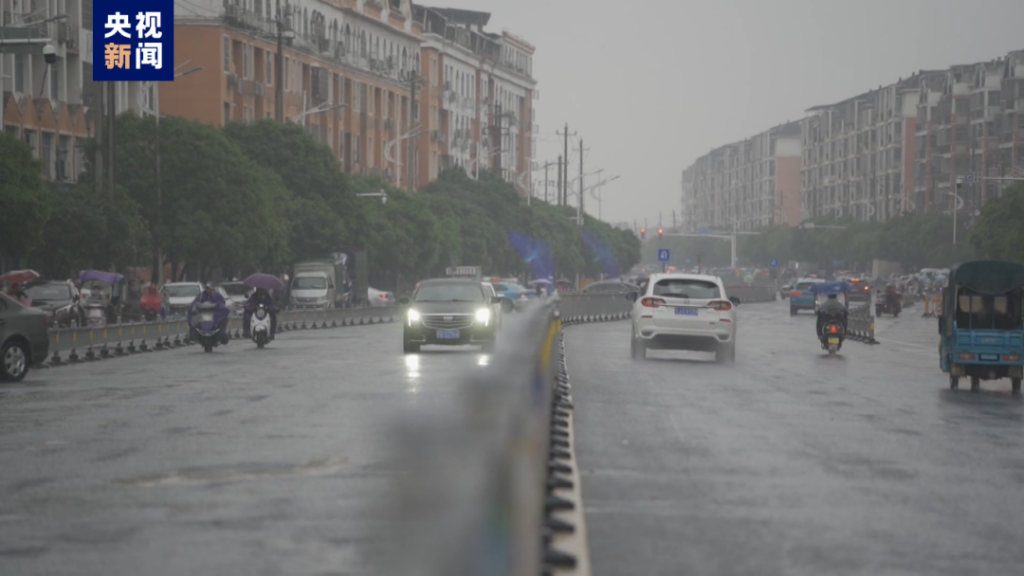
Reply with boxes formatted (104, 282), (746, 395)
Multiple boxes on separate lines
(204, 282), (215, 290)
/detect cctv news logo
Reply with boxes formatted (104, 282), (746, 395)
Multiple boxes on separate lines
(92, 0), (175, 82)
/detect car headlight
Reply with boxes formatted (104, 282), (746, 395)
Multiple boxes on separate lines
(407, 309), (421, 326)
(475, 308), (491, 324)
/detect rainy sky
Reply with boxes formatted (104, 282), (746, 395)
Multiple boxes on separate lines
(442, 0), (1024, 227)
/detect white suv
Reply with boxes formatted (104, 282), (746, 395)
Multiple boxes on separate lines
(627, 273), (740, 363)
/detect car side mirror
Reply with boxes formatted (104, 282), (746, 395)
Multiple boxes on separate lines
(73, 294), (80, 302)
(626, 292), (638, 302)
(491, 296), (503, 304)
(729, 296), (741, 306)
(398, 296), (410, 305)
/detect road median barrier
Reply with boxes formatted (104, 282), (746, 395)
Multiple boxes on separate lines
(381, 294), (591, 576)
(846, 303), (879, 345)
(41, 305), (400, 367)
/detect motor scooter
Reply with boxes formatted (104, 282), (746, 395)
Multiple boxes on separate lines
(820, 317), (845, 355)
(875, 291), (902, 317)
(190, 302), (224, 353)
(250, 303), (273, 349)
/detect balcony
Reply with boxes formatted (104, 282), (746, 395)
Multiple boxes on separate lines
(82, 30), (93, 64)
(224, 5), (275, 37)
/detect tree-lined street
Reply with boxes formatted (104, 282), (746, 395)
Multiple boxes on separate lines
(570, 301), (1024, 576)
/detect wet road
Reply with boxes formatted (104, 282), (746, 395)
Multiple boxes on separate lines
(569, 300), (1024, 576)
(0, 322), (495, 575)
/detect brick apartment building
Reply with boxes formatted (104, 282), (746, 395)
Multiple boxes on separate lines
(163, 0), (536, 195)
(681, 121), (802, 233)
(682, 48), (1024, 229)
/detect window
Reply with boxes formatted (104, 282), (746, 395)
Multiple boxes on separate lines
(653, 279), (721, 299)
(284, 58), (290, 90)
(14, 54), (24, 93)
(224, 102), (231, 124)
(266, 56), (272, 86)
(223, 37), (231, 73)
(49, 65), (58, 99)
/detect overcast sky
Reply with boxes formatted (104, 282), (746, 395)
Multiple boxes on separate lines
(439, 0), (1024, 228)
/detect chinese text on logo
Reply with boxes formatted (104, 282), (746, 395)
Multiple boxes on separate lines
(93, 0), (174, 81)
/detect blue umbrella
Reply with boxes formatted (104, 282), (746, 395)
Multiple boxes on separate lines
(243, 273), (286, 291)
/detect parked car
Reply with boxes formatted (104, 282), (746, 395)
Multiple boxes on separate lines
(0, 293), (50, 382)
(367, 286), (396, 307)
(24, 279), (83, 327)
(161, 282), (203, 318)
(220, 282), (252, 316)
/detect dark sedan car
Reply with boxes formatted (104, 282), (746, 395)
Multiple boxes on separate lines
(0, 293), (51, 382)
(584, 280), (641, 294)
(400, 279), (502, 353)
(24, 280), (83, 327)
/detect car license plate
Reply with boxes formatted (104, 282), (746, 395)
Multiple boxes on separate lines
(675, 307), (698, 316)
(437, 330), (460, 339)
(828, 337), (839, 344)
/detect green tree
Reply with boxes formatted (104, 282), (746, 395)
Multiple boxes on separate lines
(971, 184), (1024, 263)
(0, 133), (51, 262)
(91, 114), (290, 279)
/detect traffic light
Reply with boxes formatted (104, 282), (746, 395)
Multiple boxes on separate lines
(640, 228), (646, 239)
(658, 228), (664, 238)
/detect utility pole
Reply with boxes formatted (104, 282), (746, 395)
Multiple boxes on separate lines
(576, 138), (588, 226)
(672, 210), (676, 229)
(556, 155), (562, 206)
(557, 123), (576, 206)
(407, 69), (417, 193)
(493, 104), (502, 178)
(275, 0), (285, 122)
(543, 161), (549, 203)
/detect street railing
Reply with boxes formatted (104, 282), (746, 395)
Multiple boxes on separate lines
(43, 305), (400, 364)
(847, 302), (879, 344)
(379, 292), (628, 576)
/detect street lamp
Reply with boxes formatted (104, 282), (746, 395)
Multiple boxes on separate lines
(356, 191), (388, 205)
(291, 102), (346, 125)
(139, 64), (204, 285)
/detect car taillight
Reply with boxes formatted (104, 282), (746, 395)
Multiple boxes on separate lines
(791, 291), (802, 297)
(709, 300), (732, 312)
(640, 297), (666, 308)
(958, 353), (976, 361)
(1004, 354), (1021, 362)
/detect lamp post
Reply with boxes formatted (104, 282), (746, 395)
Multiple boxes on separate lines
(291, 102), (346, 125)
(138, 64), (203, 285)
(356, 191), (388, 205)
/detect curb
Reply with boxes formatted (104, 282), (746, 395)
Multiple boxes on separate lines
(40, 313), (397, 368)
(542, 333), (592, 576)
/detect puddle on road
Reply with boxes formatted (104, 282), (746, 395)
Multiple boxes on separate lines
(115, 457), (349, 487)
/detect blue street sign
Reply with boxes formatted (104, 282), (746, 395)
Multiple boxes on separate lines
(658, 249), (670, 263)
(698, 229), (713, 235)
(94, 0), (175, 82)
(965, 172), (976, 184)
(769, 259), (779, 269)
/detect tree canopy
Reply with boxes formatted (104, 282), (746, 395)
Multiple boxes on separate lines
(12, 116), (640, 286)
(0, 133), (51, 262)
(970, 184), (1024, 263)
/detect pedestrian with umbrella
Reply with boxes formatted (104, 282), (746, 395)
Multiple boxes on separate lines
(241, 274), (285, 339)
(0, 270), (40, 306)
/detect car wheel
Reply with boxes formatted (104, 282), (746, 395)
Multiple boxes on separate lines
(789, 306), (797, 316)
(716, 342), (736, 364)
(0, 340), (30, 382)
(501, 300), (513, 314)
(970, 376), (981, 392)
(949, 374), (959, 390)
(403, 340), (420, 354)
(630, 331), (646, 360)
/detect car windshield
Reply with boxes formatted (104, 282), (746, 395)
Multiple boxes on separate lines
(414, 284), (485, 303)
(796, 282), (818, 290)
(26, 284), (71, 301)
(653, 279), (721, 299)
(221, 283), (251, 296)
(293, 277), (327, 290)
(163, 285), (201, 298)
(492, 284), (509, 293)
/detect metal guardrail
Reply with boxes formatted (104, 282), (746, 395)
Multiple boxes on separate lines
(380, 293), (629, 575)
(42, 306), (400, 365)
(847, 302), (879, 345)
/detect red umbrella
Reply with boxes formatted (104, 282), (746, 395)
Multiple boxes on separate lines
(0, 269), (40, 285)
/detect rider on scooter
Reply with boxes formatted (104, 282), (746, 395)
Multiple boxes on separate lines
(242, 288), (277, 339)
(188, 282), (230, 344)
(816, 293), (848, 337)
(140, 284), (165, 320)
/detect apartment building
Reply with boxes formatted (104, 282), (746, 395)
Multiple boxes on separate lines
(1, 0), (140, 182)
(415, 6), (536, 195)
(914, 53), (1024, 216)
(681, 121), (801, 233)
(166, 1), (537, 194)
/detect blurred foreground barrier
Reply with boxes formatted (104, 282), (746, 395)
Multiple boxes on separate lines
(381, 295), (592, 576)
(43, 305), (398, 366)
(846, 303), (879, 345)
(722, 284), (777, 303)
